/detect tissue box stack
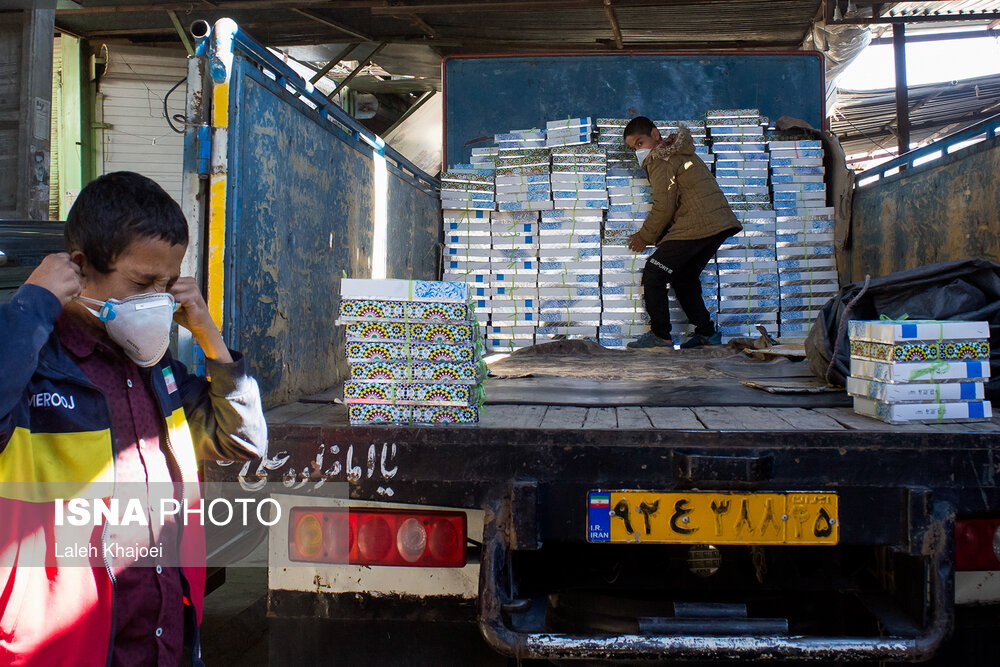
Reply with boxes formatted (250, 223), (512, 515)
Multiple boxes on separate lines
(595, 118), (672, 169)
(550, 144), (608, 210)
(769, 139), (826, 215)
(596, 118), (640, 170)
(488, 211), (540, 352)
(847, 319), (992, 424)
(442, 209), (491, 324)
(546, 117), (593, 148)
(495, 128), (545, 150)
(536, 209), (602, 342)
(776, 207), (838, 338)
(470, 146), (499, 171)
(716, 210), (778, 341)
(338, 279), (486, 425)
(601, 166), (652, 347)
(495, 148), (553, 212)
(440, 167), (495, 211)
(708, 109), (770, 213)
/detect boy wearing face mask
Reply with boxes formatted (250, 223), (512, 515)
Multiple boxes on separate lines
(623, 116), (741, 349)
(0, 171), (267, 667)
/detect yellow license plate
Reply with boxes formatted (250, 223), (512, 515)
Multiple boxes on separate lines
(587, 491), (839, 545)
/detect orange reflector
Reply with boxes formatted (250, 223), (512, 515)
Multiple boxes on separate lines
(288, 507), (467, 567)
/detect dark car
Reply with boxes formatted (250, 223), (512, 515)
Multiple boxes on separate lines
(0, 220), (66, 303)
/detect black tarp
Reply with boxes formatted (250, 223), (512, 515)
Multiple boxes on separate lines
(806, 258), (1000, 394)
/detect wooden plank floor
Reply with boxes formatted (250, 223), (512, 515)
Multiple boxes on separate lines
(268, 403), (1000, 433)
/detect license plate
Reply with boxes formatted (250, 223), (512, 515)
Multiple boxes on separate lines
(587, 491), (839, 545)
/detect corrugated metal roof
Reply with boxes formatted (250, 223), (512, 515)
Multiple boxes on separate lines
(831, 72), (1000, 157)
(56, 1), (824, 50)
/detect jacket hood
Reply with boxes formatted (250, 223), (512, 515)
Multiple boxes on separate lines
(648, 125), (695, 163)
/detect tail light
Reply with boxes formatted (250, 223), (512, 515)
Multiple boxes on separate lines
(289, 507), (466, 567)
(955, 518), (1000, 571)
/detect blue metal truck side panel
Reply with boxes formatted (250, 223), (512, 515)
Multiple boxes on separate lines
(226, 58), (375, 406)
(846, 133), (1000, 282)
(386, 162), (440, 280)
(443, 53), (824, 165)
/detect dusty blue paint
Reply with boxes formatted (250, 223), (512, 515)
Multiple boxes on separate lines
(847, 133), (1000, 282)
(386, 162), (440, 280)
(444, 53), (824, 165)
(226, 58), (376, 406)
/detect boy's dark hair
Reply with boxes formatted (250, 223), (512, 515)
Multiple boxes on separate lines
(623, 116), (656, 141)
(66, 171), (188, 273)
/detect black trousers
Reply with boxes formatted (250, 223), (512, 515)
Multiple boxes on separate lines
(641, 229), (732, 340)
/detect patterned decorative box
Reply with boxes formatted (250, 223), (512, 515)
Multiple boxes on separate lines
(848, 319), (990, 344)
(348, 404), (480, 425)
(345, 341), (478, 364)
(344, 321), (477, 344)
(349, 360), (485, 384)
(344, 381), (483, 407)
(339, 299), (473, 323)
(849, 339), (990, 363)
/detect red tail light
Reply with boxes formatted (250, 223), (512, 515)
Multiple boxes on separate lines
(955, 518), (1000, 571)
(289, 507), (467, 567)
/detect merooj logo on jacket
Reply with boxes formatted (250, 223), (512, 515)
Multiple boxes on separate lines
(29, 391), (76, 410)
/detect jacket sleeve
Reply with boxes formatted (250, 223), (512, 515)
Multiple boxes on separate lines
(173, 351), (268, 462)
(0, 285), (63, 450)
(638, 158), (680, 245)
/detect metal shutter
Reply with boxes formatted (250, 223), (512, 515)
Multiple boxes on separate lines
(97, 46), (187, 204)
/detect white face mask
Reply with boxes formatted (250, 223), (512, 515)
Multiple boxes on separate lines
(634, 148), (652, 165)
(76, 292), (177, 367)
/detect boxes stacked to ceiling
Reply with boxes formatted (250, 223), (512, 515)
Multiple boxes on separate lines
(488, 211), (539, 352)
(769, 138), (838, 338)
(847, 320), (992, 424)
(546, 117), (594, 148)
(708, 109), (775, 341)
(339, 279), (486, 425)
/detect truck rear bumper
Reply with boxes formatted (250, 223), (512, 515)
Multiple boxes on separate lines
(477, 498), (956, 662)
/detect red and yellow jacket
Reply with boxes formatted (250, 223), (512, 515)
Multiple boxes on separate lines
(0, 284), (267, 666)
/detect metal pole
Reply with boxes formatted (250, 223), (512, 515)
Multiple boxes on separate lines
(309, 42), (358, 84)
(328, 41), (388, 101)
(893, 22), (911, 157)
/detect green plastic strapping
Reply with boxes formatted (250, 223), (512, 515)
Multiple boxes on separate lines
(908, 360), (950, 382)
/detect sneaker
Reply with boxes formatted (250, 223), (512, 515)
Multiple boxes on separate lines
(626, 332), (673, 349)
(679, 331), (723, 349)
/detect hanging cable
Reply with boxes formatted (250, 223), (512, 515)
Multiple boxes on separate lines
(164, 76), (187, 134)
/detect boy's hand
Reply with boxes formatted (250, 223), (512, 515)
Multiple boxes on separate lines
(170, 277), (233, 363)
(25, 253), (82, 307)
(627, 233), (647, 253)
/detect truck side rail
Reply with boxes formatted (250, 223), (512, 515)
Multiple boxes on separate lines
(856, 112), (1000, 188)
(191, 18), (436, 193)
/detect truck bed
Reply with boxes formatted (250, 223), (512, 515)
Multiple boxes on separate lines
(265, 344), (1000, 434)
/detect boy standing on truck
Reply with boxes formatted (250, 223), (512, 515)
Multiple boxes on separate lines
(0, 171), (267, 667)
(623, 116), (741, 349)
